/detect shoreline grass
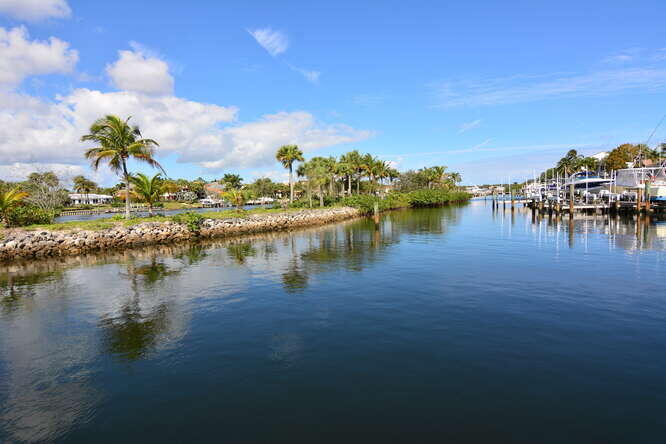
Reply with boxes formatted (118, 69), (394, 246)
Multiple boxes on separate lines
(6, 190), (471, 233)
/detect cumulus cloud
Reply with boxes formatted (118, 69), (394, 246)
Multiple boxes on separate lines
(0, 31), (371, 182)
(0, 0), (71, 22)
(196, 111), (374, 171)
(0, 26), (78, 88)
(106, 43), (174, 95)
(0, 89), (372, 180)
(247, 28), (288, 57)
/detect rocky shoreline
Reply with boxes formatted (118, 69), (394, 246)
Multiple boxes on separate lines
(0, 207), (361, 262)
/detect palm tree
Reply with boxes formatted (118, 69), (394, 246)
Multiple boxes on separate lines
(299, 158), (329, 208)
(430, 166), (448, 188)
(335, 157), (355, 196)
(341, 150), (364, 194)
(129, 173), (163, 216)
(72, 175), (97, 204)
(275, 145), (304, 203)
(224, 188), (251, 210)
(0, 187), (28, 227)
(82, 115), (163, 219)
(555, 149), (582, 177)
(221, 173), (243, 190)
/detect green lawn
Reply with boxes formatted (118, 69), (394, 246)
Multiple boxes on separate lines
(11, 207), (308, 233)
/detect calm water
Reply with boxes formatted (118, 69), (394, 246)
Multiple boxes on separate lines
(1, 202), (665, 443)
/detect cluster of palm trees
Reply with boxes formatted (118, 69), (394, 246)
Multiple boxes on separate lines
(276, 145), (400, 205)
(414, 166), (461, 189)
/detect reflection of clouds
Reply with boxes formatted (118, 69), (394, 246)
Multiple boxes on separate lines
(0, 276), (101, 443)
(0, 210), (466, 441)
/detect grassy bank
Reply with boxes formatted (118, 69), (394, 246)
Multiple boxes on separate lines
(14, 207), (301, 232)
(5, 190), (470, 233)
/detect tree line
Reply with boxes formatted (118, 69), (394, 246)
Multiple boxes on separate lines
(0, 114), (464, 226)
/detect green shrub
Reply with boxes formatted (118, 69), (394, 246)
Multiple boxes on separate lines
(171, 212), (204, 233)
(340, 190), (470, 214)
(7, 205), (56, 227)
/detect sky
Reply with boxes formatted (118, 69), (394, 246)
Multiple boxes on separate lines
(0, 0), (665, 186)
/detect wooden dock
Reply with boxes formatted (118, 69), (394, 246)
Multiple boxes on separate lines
(487, 197), (665, 215)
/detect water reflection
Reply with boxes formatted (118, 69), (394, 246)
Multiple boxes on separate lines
(1, 203), (662, 442)
(489, 201), (666, 252)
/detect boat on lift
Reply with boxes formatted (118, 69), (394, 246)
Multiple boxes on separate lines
(564, 172), (613, 192)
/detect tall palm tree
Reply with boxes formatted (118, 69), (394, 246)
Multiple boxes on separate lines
(0, 187), (28, 227)
(341, 150), (364, 194)
(555, 149), (582, 177)
(336, 156), (355, 196)
(301, 158), (329, 208)
(129, 173), (163, 216)
(221, 173), (243, 190)
(430, 166), (448, 188)
(82, 115), (163, 219)
(276, 145), (304, 203)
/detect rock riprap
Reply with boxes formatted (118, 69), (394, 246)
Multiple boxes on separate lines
(0, 207), (361, 261)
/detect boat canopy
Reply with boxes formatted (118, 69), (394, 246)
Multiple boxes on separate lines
(615, 167), (666, 187)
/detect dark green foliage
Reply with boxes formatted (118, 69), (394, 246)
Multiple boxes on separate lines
(171, 212), (204, 233)
(6, 205), (56, 226)
(341, 190), (471, 215)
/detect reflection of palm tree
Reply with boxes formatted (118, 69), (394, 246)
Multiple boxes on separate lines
(282, 260), (309, 292)
(133, 259), (179, 285)
(99, 302), (170, 361)
(175, 244), (208, 266)
(100, 258), (176, 361)
(226, 242), (256, 265)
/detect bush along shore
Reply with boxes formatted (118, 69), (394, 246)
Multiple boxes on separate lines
(340, 190), (471, 215)
(0, 190), (470, 262)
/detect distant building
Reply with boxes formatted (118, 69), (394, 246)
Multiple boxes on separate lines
(68, 193), (113, 205)
(590, 151), (609, 161)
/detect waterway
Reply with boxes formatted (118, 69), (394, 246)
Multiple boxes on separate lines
(1, 202), (664, 442)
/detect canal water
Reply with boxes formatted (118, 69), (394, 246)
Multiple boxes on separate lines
(0, 202), (664, 443)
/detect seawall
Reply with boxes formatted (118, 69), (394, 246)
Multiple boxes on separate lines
(0, 207), (361, 262)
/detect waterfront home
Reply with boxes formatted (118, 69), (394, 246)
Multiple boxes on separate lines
(68, 193), (113, 205)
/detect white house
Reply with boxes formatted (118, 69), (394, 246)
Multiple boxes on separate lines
(590, 151), (609, 161)
(68, 193), (113, 205)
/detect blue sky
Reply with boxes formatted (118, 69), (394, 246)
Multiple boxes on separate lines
(0, 0), (665, 185)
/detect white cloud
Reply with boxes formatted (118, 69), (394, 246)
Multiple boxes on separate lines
(458, 119), (481, 133)
(247, 28), (288, 57)
(106, 43), (174, 95)
(197, 111), (374, 171)
(0, 32), (371, 183)
(0, 26), (78, 88)
(0, 90), (371, 181)
(434, 67), (666, 107)
(0, 0), (70, 22)
(286, 62), (320, 84)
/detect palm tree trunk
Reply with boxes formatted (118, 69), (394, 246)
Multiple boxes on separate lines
(319, 185), (324, 207)
(356, 175), (360, 194)
(307, 183), (312, 208)
(347, 175), (351, 196)
(289, 164), (294, 203)
(122, 159), (130, 220)
(148, 203), (154, 217)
